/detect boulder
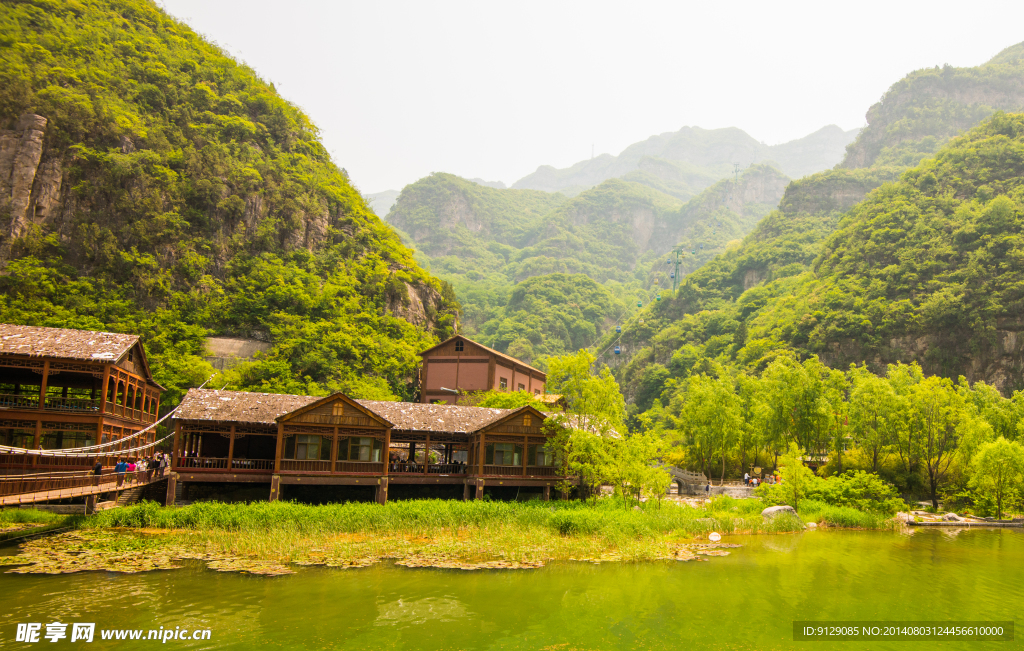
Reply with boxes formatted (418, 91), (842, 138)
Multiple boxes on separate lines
(942, 513), (965, 522)
(762, 505), (798, 519)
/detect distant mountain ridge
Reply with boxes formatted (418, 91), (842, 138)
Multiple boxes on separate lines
(512, 124), (859, 197)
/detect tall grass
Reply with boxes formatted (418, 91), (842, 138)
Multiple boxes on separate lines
(90, 498), (806, 541)
(0, 508), (66, 525)
(798, 500), (897, 530)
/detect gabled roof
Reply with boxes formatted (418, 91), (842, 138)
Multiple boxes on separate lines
(175, 389), (318, 425)
(279, 393), (393, 427)
(0, 324), (139, 362)
(418, 335), (546, 377)
(356, 399), (512, 433)
(174, 389), (534, 434)
(478, 404), (549, 433)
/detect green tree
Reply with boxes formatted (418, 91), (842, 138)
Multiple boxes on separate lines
(776, 443), (817, 510)
(674, 372), (741, 483)
(970, 437), (1024, 520)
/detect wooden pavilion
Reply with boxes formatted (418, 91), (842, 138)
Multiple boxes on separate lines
(0, 324), (163, 473)
(170, 388), (568, 504)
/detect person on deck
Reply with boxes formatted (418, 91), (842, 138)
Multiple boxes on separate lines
(115, 459), (126, 487)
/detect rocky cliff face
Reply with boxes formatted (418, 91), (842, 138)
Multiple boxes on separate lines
(842, 46), (1024, 169)
(0, 114), (59, 257)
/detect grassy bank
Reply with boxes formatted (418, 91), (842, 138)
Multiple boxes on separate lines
(0, 498), (898, 574)
(797, 500), (899, 530)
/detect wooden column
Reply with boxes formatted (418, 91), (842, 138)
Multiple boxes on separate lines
(32, 419), (41, 466)
(164, 472), (177, 506)
(543, 485), (551, 501)
(269, 474), (281, 501)
(522, 435), (528, 476)
(376, 476), (388, 505)
(171, 421), (181, 468)
(274, 423), (284, 472)
(511, 366), (516, 393)
(99, 365), (110, 414)
(383, 428), (391, 477)
(37, 360), (50, 410)
(227, 424), (236, 470)
(330, 426), (339, 473)
(423, 434), (430, 474)
(478, 433), (485, 476)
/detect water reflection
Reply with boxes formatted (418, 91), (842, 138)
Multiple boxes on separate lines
(375, 596), (471, 626)
(0, 530), (1019, 650)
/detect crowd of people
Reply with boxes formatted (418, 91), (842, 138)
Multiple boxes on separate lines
(743, 472), (780, 488)
(99, 453), (170, 486)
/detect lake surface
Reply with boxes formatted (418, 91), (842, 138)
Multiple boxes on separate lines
(0, 528), (1019, 650)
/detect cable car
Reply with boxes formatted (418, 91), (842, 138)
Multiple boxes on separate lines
(614, 346), (621, 355)
(691, 249), (696, 255)
(670, 271), (675, 279)
(656, 295), (661, 302)
(637, 301), (642, 307)
(699, 243), (703, 250)
(666, 258), (672, 265)
(654, 278), (659, 284)
(639, 319), (645, 325)
(615, 325), (621, 333)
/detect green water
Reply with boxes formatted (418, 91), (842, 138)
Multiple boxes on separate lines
(0, 528), (1019, 650)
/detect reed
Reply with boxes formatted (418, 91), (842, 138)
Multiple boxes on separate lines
(798, 500), (897, 530)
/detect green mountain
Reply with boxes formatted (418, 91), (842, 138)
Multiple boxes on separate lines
(608, 44), (1024, 407)
(388, 165), (789, 362)
(0, 0), (458, 403)
(842, 42), (1024, 169)
(512, 125), (858, 198)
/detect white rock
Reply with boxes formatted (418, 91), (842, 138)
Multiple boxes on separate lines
(761, 505), (798, 519)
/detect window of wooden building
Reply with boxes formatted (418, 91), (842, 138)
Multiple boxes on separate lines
(485, 442), (521, 465)
(499, 377), (508, 390)
(455, 340), (464, 352)
(337, 437), (383, 462)
(528, 444), (554, 466)
(285, 434), (331, 461)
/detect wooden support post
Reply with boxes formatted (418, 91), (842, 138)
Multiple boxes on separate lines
(330, 426), (338, 473)
(227, 424), (236, 470)
(274, 423), (284, 472)
(522, 435), (528, 477)
(99, 365), (110, 414)
(171, 421), (181, 468)
(85, 494), (97, 515)
(376, 476), (388, 505)
(164, 472), (177, 506)
(463, 481), (470, 501)
(543, 485), (551, 502)
(38, 360), (49, 410)
(474, 478), (485, 500)
(383, 428), (391, 477)
(269, 474), (281, 501)
(478, 433), (485, 476)
(424, 434), (431, 474)
(32, 419), (41, 466)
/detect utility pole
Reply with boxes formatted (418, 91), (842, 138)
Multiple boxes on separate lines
(667, 246), (687, 291)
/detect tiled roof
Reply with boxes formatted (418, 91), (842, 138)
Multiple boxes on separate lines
(174, 389), (524, 433)
(0, 324), (138, 362)
(175, 389), (318, 425)
(356, 400), (511, 433)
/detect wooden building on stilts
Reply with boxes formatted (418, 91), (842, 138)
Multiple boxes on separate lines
(169, 388), (567, 504)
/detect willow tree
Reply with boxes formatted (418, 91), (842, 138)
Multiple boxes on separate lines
(970, 437), (1024, 520)
(677, 373), (741, 484)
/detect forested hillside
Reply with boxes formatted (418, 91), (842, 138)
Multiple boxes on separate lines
(388, 165), (788, 363)
(610, 44), (1024, 403)
(842, 42), (1024, 169)
(0, 0), (458, 402)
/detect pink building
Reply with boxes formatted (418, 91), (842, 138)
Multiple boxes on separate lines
(418, 336), (546, 404)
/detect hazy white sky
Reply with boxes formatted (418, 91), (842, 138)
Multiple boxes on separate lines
(157, 0), (1024, 194)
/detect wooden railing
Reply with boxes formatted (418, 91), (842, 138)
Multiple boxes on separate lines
(0, 469), (158, 500)
(177, 457), (229, 470)
(43, 396), (100, 412)
(0, 394), (40, 409)
(481, 465), (559, 477)
(335, 461), (384, 474)
(230, 458), (275, 471)
(280, 459), (330, 472)
(388, 462), (467, 475)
